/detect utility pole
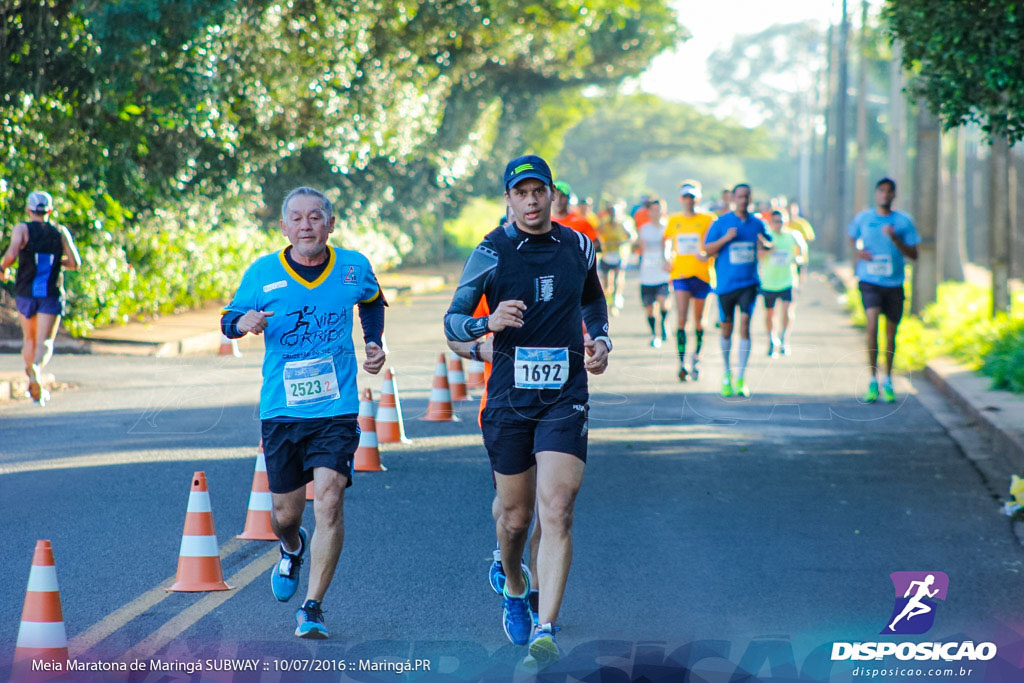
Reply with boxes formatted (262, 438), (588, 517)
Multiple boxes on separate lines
(854, 0), (869, 213)
(911, 101), (939, 314)
(833, 0), (850, 258)
(823, 23), (837, 242)
(990, 135), (1011, 314)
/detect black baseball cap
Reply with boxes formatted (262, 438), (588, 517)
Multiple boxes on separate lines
(503, 155), (553, 191)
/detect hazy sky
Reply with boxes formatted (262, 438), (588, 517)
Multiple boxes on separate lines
(639, 0), (844, 106)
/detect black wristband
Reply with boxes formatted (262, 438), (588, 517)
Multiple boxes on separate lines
(469, 342), (481, 362)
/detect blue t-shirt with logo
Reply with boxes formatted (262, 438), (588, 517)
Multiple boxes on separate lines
(705, 212), (771, 294)
(846, 209), (920, 288)
(223, 246), (381, 420)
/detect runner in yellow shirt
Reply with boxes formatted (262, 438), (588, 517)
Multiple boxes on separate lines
(663, 180), (715, 381)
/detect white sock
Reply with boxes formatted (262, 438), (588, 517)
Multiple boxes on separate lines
(738, 338), (752, 379)
(720, 337), (732, 374)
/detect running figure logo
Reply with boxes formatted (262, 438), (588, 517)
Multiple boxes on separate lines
(882, 571), (949, 635)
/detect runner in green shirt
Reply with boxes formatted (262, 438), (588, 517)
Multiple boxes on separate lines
(758, 210), (807, 357)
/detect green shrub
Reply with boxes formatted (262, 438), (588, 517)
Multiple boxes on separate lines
(444, 197), (505, 256)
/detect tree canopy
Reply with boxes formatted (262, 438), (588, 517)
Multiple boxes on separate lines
(883, 0), (1024, 143)
(1, 0), (680, 332)
(555, 93), (768, 200)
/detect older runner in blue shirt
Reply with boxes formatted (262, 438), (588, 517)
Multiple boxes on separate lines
(221, 187), (386, 640)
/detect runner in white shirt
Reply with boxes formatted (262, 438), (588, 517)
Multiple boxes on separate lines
(635, 198), (670, 347)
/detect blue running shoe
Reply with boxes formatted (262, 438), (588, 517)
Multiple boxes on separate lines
(271, 527), (306, 602)
(489, 546), (534, 596)
(526, 622), (561, 667)
(294, 599), (328, 639)
(501, 572), (532, 645)
(488, 547), (504, 594)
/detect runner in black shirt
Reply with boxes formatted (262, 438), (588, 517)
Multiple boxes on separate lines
(0, 191), (81, 405)
(443, 155), (611, 666)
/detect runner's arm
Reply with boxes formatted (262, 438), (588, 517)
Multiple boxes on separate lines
(59, 225), (82, 270)
(447, 337), (494, 363)
(443, 241), (498, 342)
(357, 296), (386, 347)
(578, 235), (611, 350)
(0, 223), (28, 272)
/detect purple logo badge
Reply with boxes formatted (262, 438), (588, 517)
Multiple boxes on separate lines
(881, 571), (949, 635)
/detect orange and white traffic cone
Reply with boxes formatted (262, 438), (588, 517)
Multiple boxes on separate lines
(424, 353), (459, 421)
(466, 359), (486, 391)
(168, 471), (232, 592)
(377, 368), (412, 443)
(13, 540), (67, 677)
(354, 388), (386, 472)
(219, 334), (242, 358)
(447, 354), (469, 402)
(237, 444), (277, 541)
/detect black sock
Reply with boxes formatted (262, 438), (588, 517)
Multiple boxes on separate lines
(694, 329), (704, 356)
(676, 329), (687, 362)
(659, 310), (668, 334)
(647, 316), (656, 335)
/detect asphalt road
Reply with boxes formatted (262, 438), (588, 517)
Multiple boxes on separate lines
(1, 270), (1022, 682)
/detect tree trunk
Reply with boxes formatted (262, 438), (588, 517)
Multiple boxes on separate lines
(888, 42), (907, 193)
(938, 128), (965, 282)
(1011, 144), (1024, 281)
(989, 135), (1011, 314)
(911, 102), (939, 314)
(854, 0), (869, 213)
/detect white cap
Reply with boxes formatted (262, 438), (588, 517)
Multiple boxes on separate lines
(679, 183), (701, 200)
(27, 191), (53, 213)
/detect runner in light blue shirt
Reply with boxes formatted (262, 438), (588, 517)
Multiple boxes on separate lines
(846, 177), (920, 403)
(220, 187), (386, 640)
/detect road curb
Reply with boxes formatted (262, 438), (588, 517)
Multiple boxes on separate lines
(922, 358), (1024, 476)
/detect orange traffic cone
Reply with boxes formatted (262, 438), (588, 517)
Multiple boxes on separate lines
(447, 354), (469, 402)
(13, 541), (67, 676)
(168, 471), (232, 592)
(377, 368), (412, 443)
(305, 481), (315, 500)
(219, 334), (242, 357)
(424, 353), (459, 421)
(466, 359), (486, 390)
(354, 388), (386, 472)
(237, 444), (277, 541)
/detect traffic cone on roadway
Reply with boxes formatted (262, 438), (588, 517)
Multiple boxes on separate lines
(377, 368), (412, 443)
(219, 334), (242, 357)
(13, 540), (68, 677)
(354, 388), (386, 472)
(424, 353), (459, 421)
(466, 359), (486, 391)
(168, 471), (232, 592)
(237, 444), (277, 540)
(447, 354), (469, 402)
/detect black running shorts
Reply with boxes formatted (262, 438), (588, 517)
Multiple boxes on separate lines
(261, 415), (359, 493)
(761, 287), (793, 308)
(858, 281), (905, 324)
(481, 400), (589, 475)
(717, 284), (758, 324)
